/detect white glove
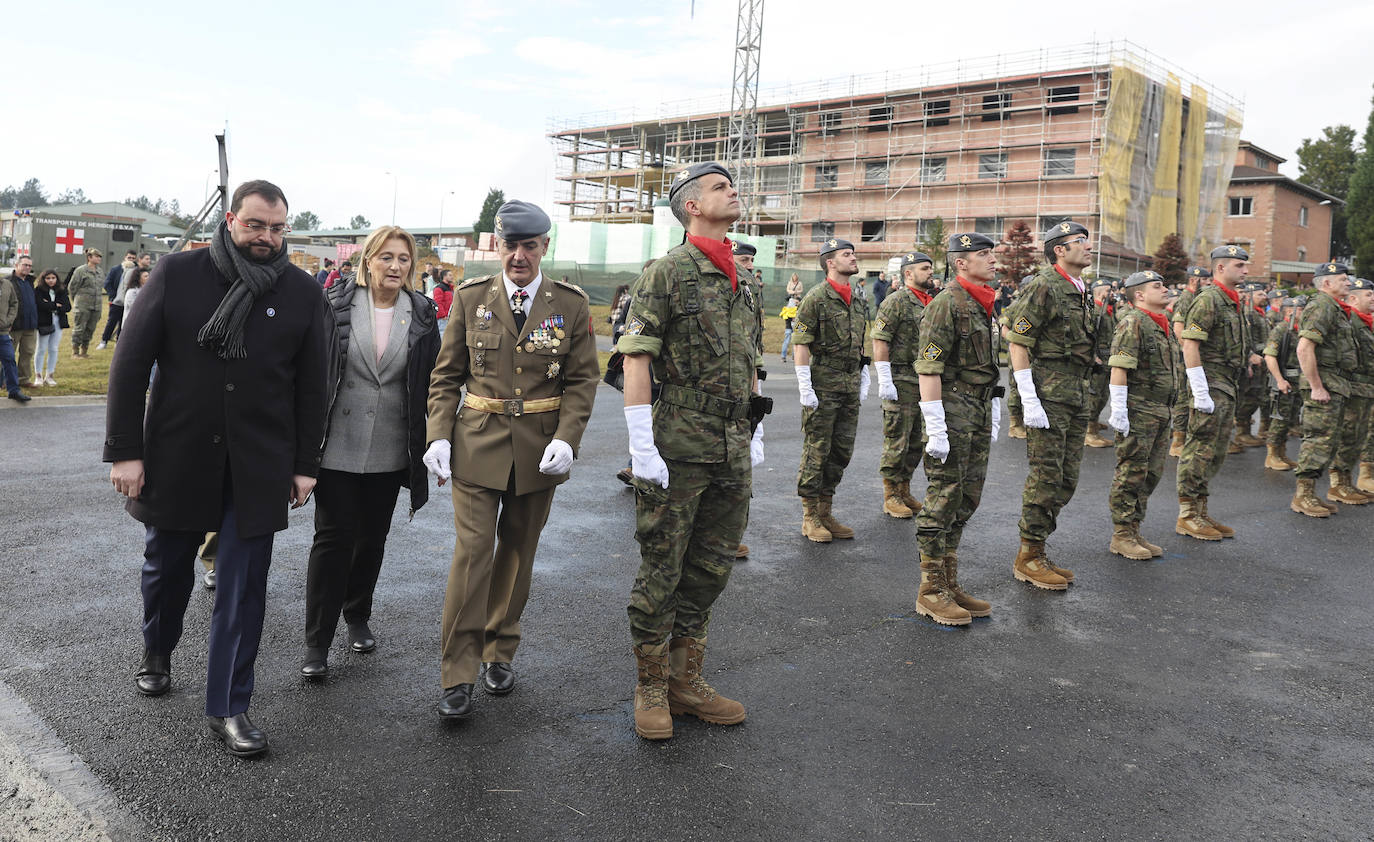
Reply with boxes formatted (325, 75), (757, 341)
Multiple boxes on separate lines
(1186, 366), (1214, 414)
(423, 439), (451, 482)
(990, 396), (1001, 442)
(876, 360), (897, 401)
(538, 438), (574, 475)
(750, 422), (765, 467)
(624, 404), (670, 488)
(1108, 384), (1130, 435)
(1014, 368), (1050, 429)
(796, 365), (819, 409)
(920, 400), (949, 463)
(860, 366), (871, 402)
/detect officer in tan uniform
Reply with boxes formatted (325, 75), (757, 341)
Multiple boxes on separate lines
(423, 200), (599, 720)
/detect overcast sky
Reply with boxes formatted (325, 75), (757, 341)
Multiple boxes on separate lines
(10, 0), (1373, 230)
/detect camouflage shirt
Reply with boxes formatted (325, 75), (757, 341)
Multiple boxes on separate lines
(1297, 291), (1358, 397)
(1179, 284), (1249, 397)
(617, 241), (762, 463)
(1106, 308), (1177, 417)
(1171, 287), (1198, 328)
(792, 279), (868, 393)
(914, 281), (999, 386)
(1264, 320), (1301, 378)
(869, 284), (927, 383)
(1002, 264), (1096, 403)
(1092, 301), (1118, 362)
(1245, 308), (1269, 356)
(1347, 312), (1374, 397)
(68, 265), (104, 308)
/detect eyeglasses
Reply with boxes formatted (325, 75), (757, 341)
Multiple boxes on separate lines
(1063, 236), (1089, 247)
(233, 217), (291, 235)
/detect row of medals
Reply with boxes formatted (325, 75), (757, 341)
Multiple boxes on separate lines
(473, 304), (566, 353)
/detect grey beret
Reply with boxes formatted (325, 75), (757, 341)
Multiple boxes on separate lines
(901, 251), (934, 267)
(1209, 244), (1250, 261)
(1123, 270), (1163, 289)
(1313, 261), (1351, 278)
(947, 232), (996, 253)
(731, 240), (757, 256)
(1350, 277), (1374, 291)
(1043, 219), (1090, 244)
(669, 162), (732, 201)
(1294, 295), (1309, 307)
(818, 237), (856, 257)
(1188, 266), (1212, 279)
(493, 200), (551, 240)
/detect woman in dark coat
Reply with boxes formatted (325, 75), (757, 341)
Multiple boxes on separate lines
(302, 225), (441, 678)
(32, 268), (71, 386)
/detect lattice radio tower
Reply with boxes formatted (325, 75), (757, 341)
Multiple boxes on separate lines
(726, 0), (764, 232)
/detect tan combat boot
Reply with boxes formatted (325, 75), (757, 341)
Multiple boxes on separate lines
(898, 480), (923, 513)
(915, 556), (972, 626)
(1226, 431), (1245, 454)
(944, 553), (991, 618)
(1328, 469), (1373, 505)
(801, 498), (832, 543)
(1008, 419), (1027, 439)
(1290, 478), (1331, 518)
(1083, 422), (1113, 448)
(1168, 430), (1186, 457)
(1012, 540), (1068, 591)
(1176, 497), (1223, 540)
(1257, 417), (1270, 439)
(1131, 523), (1164, 558)
(1109, 524), (1153, 560)
(666, 637), (745, 726)
(818, 497), (855, 539)
(1197, 497), (1234, 538)
(1358, 463), (1374, 494)
(633, 642), (673, 740)
(735, 544), (749, 558)
(1235, 421), (1263, 448)
(882, 478), (913, 519)
(1264, 444), (1293, 471)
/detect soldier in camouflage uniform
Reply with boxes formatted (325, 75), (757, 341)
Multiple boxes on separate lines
(1176, 245), (1257, 539)
(1084, 280), (1117, 448)
(1257, 288), (1284, 439)
(1004, 275), (1035, 439)
(1104, 271), (1178, 559)
(1002, 220), (1098, 590)
(1169, 266), (1211, 456)
(872, 251), (935, 518)
(793, 237), (870, 542)
(731, 239), (763, 560)
(912, 232), (1002, 626)
(1262, 296), (1305, 471)
(66, 248), (104, 357)
(1328, 276), (1374, 504)
(617, 162), (760, 739)
(1291, 262), (1364, 515)
(1229, 282), (1271, 452)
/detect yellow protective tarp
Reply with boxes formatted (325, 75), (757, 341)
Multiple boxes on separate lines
(1178, 84), (1207, 257)
(1145, 74), (1183, 255)
(1099, 64), (1146, 246)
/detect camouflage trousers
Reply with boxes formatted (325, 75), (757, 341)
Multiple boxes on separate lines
(797, 389), (860, 498)
(71, 307), (101, 349)
(1088, 369), (1109, 425)
(1334, 394), (1371, 473)
(879, 380), (923, 482)
(1171, 370), (1190, 434)
(1018, 398), (1090, 542)
(1235, 373), (1265, 432)
(915, 389), (991, 559)
(1365, 403), (1374, 463)
(1109, 407), (1170, 526)
(1267, 389), (1302, 447)
(1007, 376), (1022, 423)
(1176, 389), (1236, 498)
(628, 454), (749, 647)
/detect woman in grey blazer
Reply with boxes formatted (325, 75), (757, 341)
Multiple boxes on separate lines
(303, 226), (441, 678)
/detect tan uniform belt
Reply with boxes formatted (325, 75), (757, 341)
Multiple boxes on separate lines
(463, 393), (561, 416)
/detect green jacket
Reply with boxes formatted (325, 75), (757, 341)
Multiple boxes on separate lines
(1179, 285), (1250, 398)
(68, 265), (104, 309)
(792, 279), (867, 394)
(1264, 320), (1300, 379)
(1107, 308), (1177, 416)
(1002, 263), (1096, 403)
(1347, 311), (1374, 398)
(915, 280), (1000, 387)
(869, 285), (928, 383)
(0, 275), (17, 335)
(1297, 291), (1358, 397)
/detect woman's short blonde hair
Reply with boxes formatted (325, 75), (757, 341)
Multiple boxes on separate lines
(355, 225), (418, 291)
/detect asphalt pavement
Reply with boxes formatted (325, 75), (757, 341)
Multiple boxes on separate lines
(1, 377), (1371, 841)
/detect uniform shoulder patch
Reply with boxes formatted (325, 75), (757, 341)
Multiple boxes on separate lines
(794, 320), (809, 334)
(921, 342), (943, 361)
(458, 275), (489, 290)
(1188, 322), (1203, 334)
(1013, 316), (1033, 335)
(873, 318), (888, 333)
(553, 278), (589, 300)
(624, 316), (646, 336)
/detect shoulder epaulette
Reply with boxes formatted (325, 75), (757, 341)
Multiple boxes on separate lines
(458, 274), (492, 290)
(553, 278), (589, 300)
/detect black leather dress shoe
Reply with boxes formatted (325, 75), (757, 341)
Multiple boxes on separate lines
(437, 684), (475, 719)
(135, 653), (171, 696)
(481, 662), (515, 695)
(207, 713), (268, 757)
(8, 391), (32, 403)
(300, 648), (329, 679)
(348, 622), (376, 653)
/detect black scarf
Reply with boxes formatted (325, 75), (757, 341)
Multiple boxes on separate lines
(199, 221), (291, 359)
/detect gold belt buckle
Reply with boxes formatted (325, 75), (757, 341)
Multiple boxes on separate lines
(504, 399), (523, 416)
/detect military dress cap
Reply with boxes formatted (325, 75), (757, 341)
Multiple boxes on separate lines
(901, 251), (934, 267)
(1187, 265), (1212, 279)
(1209, 244), (1250, 261)
(1043, 219), (1090, 244)
(1123, 270), (1164, 289)
(947, 232), (996, 252)
(818, 237), (856, 257)
(493, 200), (551, 239)
(1350, 277), (1374, 291)
(1313, 260), (1351, 278)
(669, 161), (733, 201)
(731, 240), (757, 256)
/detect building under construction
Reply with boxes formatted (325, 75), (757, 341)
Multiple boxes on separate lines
(547, 41), (1244, 279)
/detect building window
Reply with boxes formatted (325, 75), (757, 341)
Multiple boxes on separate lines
(1228, 196), (1254, 217)
(1048, 85), (1080, 115)
(868, 105), (893, 132)
(1044, 148), (1076, 177)
(819, 111), (841, 135)
(974, 217), (1004, 236)
(763, 112), (790, 134)
(865, 162), (888, 186)
(920, 156), (947, 183)
(861, 220), (886, 242)
(762, 135), (791, 157)
(815, 165), (838, 189)
(759, 166), (789, 192)
(811, 222), (835, 242)
(916, 219), (941, 240)
(763, 194), (783, 209)
(1299, 205), (1310, 227)
(981, 92), (1011, 122)
(924, 99), (951, 127)
(1297, 246), (1307, 262)
(978, 153), (1008, 179)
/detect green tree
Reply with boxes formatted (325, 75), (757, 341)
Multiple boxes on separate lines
(999, 219), (1037, 281)
(56, 188), (90, 204)
(291, 211), (322, 231)
(347, 214), (371, 230)
(1151, 232), (1191, 284)
(0, 178), (48, 208)
(916, 217), (948, 276)
(473, 188), (505, 234)
(1347, 91), (1374, 273)
(1297, 124), (1359, 259)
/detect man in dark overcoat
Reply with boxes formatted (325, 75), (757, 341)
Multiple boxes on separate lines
(104, 180), (330, 757)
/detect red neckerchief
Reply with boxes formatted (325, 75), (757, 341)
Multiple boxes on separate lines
(687, 234), (738, 291)
(909, 286), (933, 306)
(1144, 310), (1171, 337)
(956, 277), (996, 317)
(1356, 310), (1374, 330)
(1254, 305), (1266, 316)
(1215, 282), (1241, 309)
(826, 277), (853, 306)
(1052, 264), (1086, 294)
(1335, 296), (1354, 317)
